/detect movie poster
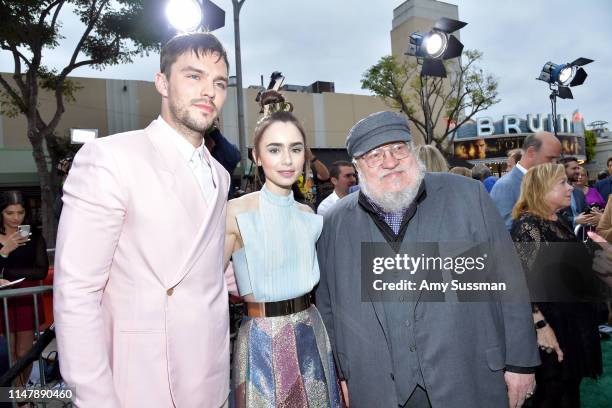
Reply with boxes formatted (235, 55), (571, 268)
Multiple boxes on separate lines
(453, 135), (585, 160)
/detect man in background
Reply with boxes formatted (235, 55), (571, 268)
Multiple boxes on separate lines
(561, 157), (602, 229)
(491, 132), (561, 230)
(205, 120), (241, 198)
(595, 157), (612, 201)
(317, 160), (356, 216)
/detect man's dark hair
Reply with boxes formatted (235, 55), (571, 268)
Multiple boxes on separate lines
(607, 157), (612, 167)
(521, 134), (543, 152)
(561, 157), (578, 167)
(160, 32), (229, 76)
(330, 161), (354, 180)
(471, 163), (492, 181)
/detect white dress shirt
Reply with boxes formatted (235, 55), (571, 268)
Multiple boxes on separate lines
(317, 191), (340, 216)
(158, 116), (216, 202)
(515, 162), (528, 175)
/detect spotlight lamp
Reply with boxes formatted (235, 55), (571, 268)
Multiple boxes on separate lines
(537, 57), (593, 99)
(165, 0), (225, 33)
(537, 57), (593, 137)
(166, 0), (203, 33)
(406, 17), (468, 78)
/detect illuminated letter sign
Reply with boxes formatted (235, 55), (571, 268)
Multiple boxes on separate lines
(527, 114), (545, 133)
(476, 117), (494, 136)
(503, 115), (521, 134)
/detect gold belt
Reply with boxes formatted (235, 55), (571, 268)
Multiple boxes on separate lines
(245, 294), (311, 318)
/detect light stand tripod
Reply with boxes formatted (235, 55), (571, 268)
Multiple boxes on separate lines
(549, 83), (560, 138)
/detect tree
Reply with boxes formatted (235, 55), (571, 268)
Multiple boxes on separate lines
(361, 50), (500, 152)
(0, 0), (165, 246)
(584, 129), (597, 162)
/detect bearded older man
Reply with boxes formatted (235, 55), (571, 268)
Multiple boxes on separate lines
(316, 111), (540, 408)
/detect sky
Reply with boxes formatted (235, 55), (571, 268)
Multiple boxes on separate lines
(2, 0), (611, 127)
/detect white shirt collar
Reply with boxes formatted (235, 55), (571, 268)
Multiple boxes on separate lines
(515, 162), (528, 175)
(156, 115), (209, 164)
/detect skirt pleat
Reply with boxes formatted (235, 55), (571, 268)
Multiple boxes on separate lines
(233, 305), (342, 408)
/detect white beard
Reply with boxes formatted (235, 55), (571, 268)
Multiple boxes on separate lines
(358, 159), (426, 212)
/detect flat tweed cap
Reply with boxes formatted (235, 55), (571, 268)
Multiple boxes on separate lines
(346, 111), (412, 157)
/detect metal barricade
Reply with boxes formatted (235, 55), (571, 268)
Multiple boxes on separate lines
(0, 285), (53, 407)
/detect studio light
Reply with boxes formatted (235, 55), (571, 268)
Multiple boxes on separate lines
(557, 66), (574, 85)
(406, 17), (467, 78)
(166, 0), (202, 33)
(423, 32), (447, 58)
(537, 57), (593, 99)
(536, 57), (594, 137)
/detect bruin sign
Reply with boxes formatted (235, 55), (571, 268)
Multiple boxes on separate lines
(476, 114), (576, 136)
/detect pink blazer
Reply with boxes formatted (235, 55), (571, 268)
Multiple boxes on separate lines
(54, 119), (235, 407)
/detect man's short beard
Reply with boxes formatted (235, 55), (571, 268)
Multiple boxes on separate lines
(358, 159), (426, 213)
(168, 94), (215, 136)
(170, 104), (210, 135)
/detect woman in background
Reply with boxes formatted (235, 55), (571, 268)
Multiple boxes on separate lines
(0, 190), (48, 386)
(575, 167), (606, 209)
(415, 144), (448, 172)
(511, 164), (602, 408)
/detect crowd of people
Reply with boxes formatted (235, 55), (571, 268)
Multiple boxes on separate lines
(1, 31), (611, 408)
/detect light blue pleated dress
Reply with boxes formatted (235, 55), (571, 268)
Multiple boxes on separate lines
(232, 184), (342, 408)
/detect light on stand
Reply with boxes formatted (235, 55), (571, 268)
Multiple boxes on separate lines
(406, 17), (467, 78)
(423, 32), (447, 58)
(166, 0), (203, 33)
(537, 57), (593, 136)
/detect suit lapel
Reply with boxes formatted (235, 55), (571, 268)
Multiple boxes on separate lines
(145, 120), (207, 227)
(168, 159), (228, 288)
(145, 119), (228, 287)
(355, 203), (391, 347)
(414, 179), (446, 305)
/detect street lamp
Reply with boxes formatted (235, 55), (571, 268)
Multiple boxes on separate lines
(232, 0), (248, 186)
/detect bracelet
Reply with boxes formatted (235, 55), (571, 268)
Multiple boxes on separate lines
(0, 252), (7, 258)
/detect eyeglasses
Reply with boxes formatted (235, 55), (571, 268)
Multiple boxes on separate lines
(359, 143), (411, 168)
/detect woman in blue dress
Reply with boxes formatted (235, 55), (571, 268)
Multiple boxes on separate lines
(225, 111), (342, 407)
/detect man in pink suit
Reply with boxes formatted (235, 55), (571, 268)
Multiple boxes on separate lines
(54, 32), (236, 407)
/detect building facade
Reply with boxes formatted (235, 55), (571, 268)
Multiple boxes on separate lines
(0, 73), (391, 188)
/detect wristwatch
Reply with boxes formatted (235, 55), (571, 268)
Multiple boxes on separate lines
(534, 319), (547, 329)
